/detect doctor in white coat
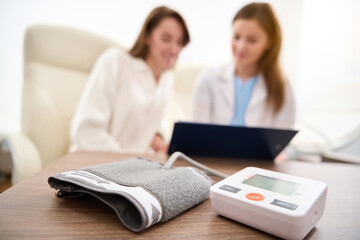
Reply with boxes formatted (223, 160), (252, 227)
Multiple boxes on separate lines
(194, 2), (295, 129)
(70, 6), (190, 154)
(193, 3), (295, 161)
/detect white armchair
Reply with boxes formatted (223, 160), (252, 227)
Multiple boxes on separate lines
(4, 24), (205, 185)
(163, 62), (205, 140)
(5, 24), (123, 184)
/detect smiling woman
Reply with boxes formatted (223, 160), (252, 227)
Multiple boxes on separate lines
(129, 6), (190, 81)
(145, 18), (186, 80)
(193, 2), (295, 129)
(70, 6), (190, 155)
(192, 2), (296, 162)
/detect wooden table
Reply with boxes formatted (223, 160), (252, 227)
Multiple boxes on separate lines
(0, 151), (359, 239)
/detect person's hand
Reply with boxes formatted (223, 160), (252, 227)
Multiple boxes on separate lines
(150, 134), (168, 154)
(274, 152), (288, 163)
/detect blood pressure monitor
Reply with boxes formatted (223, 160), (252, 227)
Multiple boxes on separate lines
(210, 167), (327, 240)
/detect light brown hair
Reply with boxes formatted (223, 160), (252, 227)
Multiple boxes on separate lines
(129, 6), (190, 59)
(233, 2), (285, 115)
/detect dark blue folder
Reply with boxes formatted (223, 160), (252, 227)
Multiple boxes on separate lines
(168, 122), (298, 160)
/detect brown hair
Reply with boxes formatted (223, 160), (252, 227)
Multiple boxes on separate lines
(233, 2), (285, 115)
(129, 6), (190, 59)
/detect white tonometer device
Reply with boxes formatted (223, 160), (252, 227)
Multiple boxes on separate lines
(210, 167), (327, 240)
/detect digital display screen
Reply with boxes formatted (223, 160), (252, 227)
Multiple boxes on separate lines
(243, 174), (300, 196)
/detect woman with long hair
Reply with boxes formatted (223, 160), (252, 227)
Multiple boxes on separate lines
(193, 2), (295, 129)
(71, 6), (190, 154)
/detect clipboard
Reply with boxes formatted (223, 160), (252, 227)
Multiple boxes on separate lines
(168, 121), (298, 160)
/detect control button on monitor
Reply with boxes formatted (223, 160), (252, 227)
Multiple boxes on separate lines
(271, 199), (298, 210)
(219, 185), (241, 193)
(246, 193), (265, 201)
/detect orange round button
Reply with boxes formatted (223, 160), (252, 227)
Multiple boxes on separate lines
(246, 193), (265, 201)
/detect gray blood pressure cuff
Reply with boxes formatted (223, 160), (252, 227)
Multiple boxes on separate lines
(48, 157), (213, 232)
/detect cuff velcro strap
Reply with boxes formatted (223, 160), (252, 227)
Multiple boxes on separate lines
(48, 157), (213, 232)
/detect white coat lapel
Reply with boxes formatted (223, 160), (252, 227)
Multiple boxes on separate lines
(248, 74), (267, 109)
(245, 74), (268, 126)
(218, 63), (235, 108)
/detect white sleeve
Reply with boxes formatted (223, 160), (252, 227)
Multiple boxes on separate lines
(192, 69), (213, 123)
(70, 48), (125, 152)
(156, 73), (174, 142)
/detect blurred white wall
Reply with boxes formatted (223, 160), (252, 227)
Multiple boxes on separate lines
(0, 0), (359, 135)
(297, 0), (360, 114)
